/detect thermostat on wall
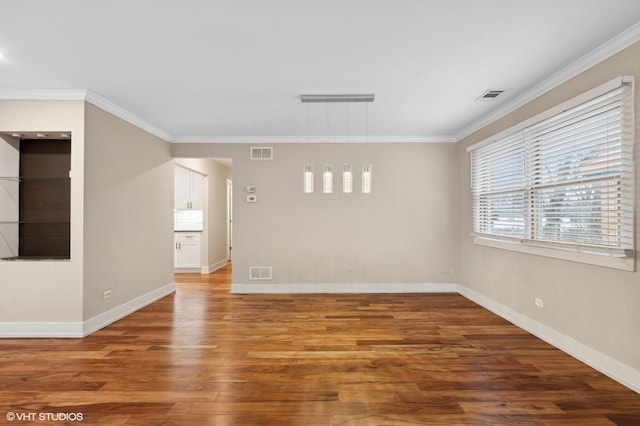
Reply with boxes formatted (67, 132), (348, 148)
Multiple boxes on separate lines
(246, 195), (258, 203)
(245, 185), (256, 193)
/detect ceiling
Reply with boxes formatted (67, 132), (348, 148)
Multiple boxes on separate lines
(1, 0), (640, 143)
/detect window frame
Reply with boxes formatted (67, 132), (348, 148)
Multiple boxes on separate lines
(467, 76), (635, 271)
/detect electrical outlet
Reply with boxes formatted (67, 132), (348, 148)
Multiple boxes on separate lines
(103, 290), (112, 299)
(535, 297), (544, 308)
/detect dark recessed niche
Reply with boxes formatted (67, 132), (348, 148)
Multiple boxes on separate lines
(17, 139), (71, 259)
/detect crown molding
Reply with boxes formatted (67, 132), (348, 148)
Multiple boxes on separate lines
(0, 88), (174, 142)
(172, 135), (457, 144)
(456, 21), (640, 141)
(83, 91), (173, 142)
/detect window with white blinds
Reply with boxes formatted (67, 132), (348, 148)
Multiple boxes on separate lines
(468, 77), (635, 269)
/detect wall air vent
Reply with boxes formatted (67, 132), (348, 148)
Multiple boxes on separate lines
(250, 146), (273, 160)
(476, 90), (505, 101)
(249, 266), (272, 280)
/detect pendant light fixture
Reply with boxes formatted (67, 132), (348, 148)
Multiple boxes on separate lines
(323, 164), (333, 193)
(362, 163), (372, 194)
(343, 163), (353, 193)
(303, 165), (314, 193)
(300, 93), (375, 194)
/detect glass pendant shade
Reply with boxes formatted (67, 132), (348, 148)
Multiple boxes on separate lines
(342, 163), (353, 193)
(303, 165), (314, 193)
(362, 163), (372, 194)
(323, 164), (333, 194)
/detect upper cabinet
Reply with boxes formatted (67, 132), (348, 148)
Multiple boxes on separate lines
(175, 165), (203, 210)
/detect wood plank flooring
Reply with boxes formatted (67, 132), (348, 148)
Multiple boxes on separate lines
(1, 263), (639, 424)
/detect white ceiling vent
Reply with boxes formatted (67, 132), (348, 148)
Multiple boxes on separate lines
(249, 266), (272, 280)
(476, 89), (505, 101)
(250, 146), (273, 160)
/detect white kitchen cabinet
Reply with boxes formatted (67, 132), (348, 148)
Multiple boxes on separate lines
(175, 165), (203, 210)
(174, 232), (201, 270)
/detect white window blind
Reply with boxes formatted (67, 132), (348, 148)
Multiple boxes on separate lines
(469, 77), (634, 263)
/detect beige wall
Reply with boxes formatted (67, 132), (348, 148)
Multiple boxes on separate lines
(174, 158), (232, 270)
(0, 100), (85, 324)
(83, 103), (174, 320)
(173, 142), (458, 288)
(457, 41), (640, 370)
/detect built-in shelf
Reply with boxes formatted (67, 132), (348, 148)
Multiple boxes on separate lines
(18, 177), (70, 181)
(19, 222), (70, 226)
(2, 256), (70, 261)
(0, 137), (71, 260)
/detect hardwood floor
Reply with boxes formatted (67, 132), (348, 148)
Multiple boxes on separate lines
(1, 262), (639, 425)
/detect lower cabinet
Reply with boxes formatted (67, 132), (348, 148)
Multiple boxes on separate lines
(174, 232), (201, 270)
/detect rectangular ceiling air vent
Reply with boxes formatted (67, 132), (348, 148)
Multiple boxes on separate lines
(250, 146), (273, 160)
(476, 90), (505, 101)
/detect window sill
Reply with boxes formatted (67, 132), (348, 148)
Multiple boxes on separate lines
(472, 236), (635, 272)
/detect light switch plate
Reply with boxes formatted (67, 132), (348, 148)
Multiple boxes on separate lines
(246, 195), (258, 203)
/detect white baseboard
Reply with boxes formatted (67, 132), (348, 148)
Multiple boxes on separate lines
(457, 284), (640, 394)
(82, 282), (176, 336)
(201, 259), (228, 274)
(174, 267), (200, 273)
(0, 321), (84, 338)
(231, 282), (457, 294)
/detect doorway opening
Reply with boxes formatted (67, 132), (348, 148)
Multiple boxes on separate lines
(173, 157), (232, 279)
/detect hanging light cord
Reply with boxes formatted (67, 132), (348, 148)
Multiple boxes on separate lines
(346, 103), (349, 142)
(307, 103), (310, 144)
(365, 102), (369, 161)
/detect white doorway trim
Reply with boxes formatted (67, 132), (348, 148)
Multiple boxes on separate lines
(226, 178), (233, 261)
